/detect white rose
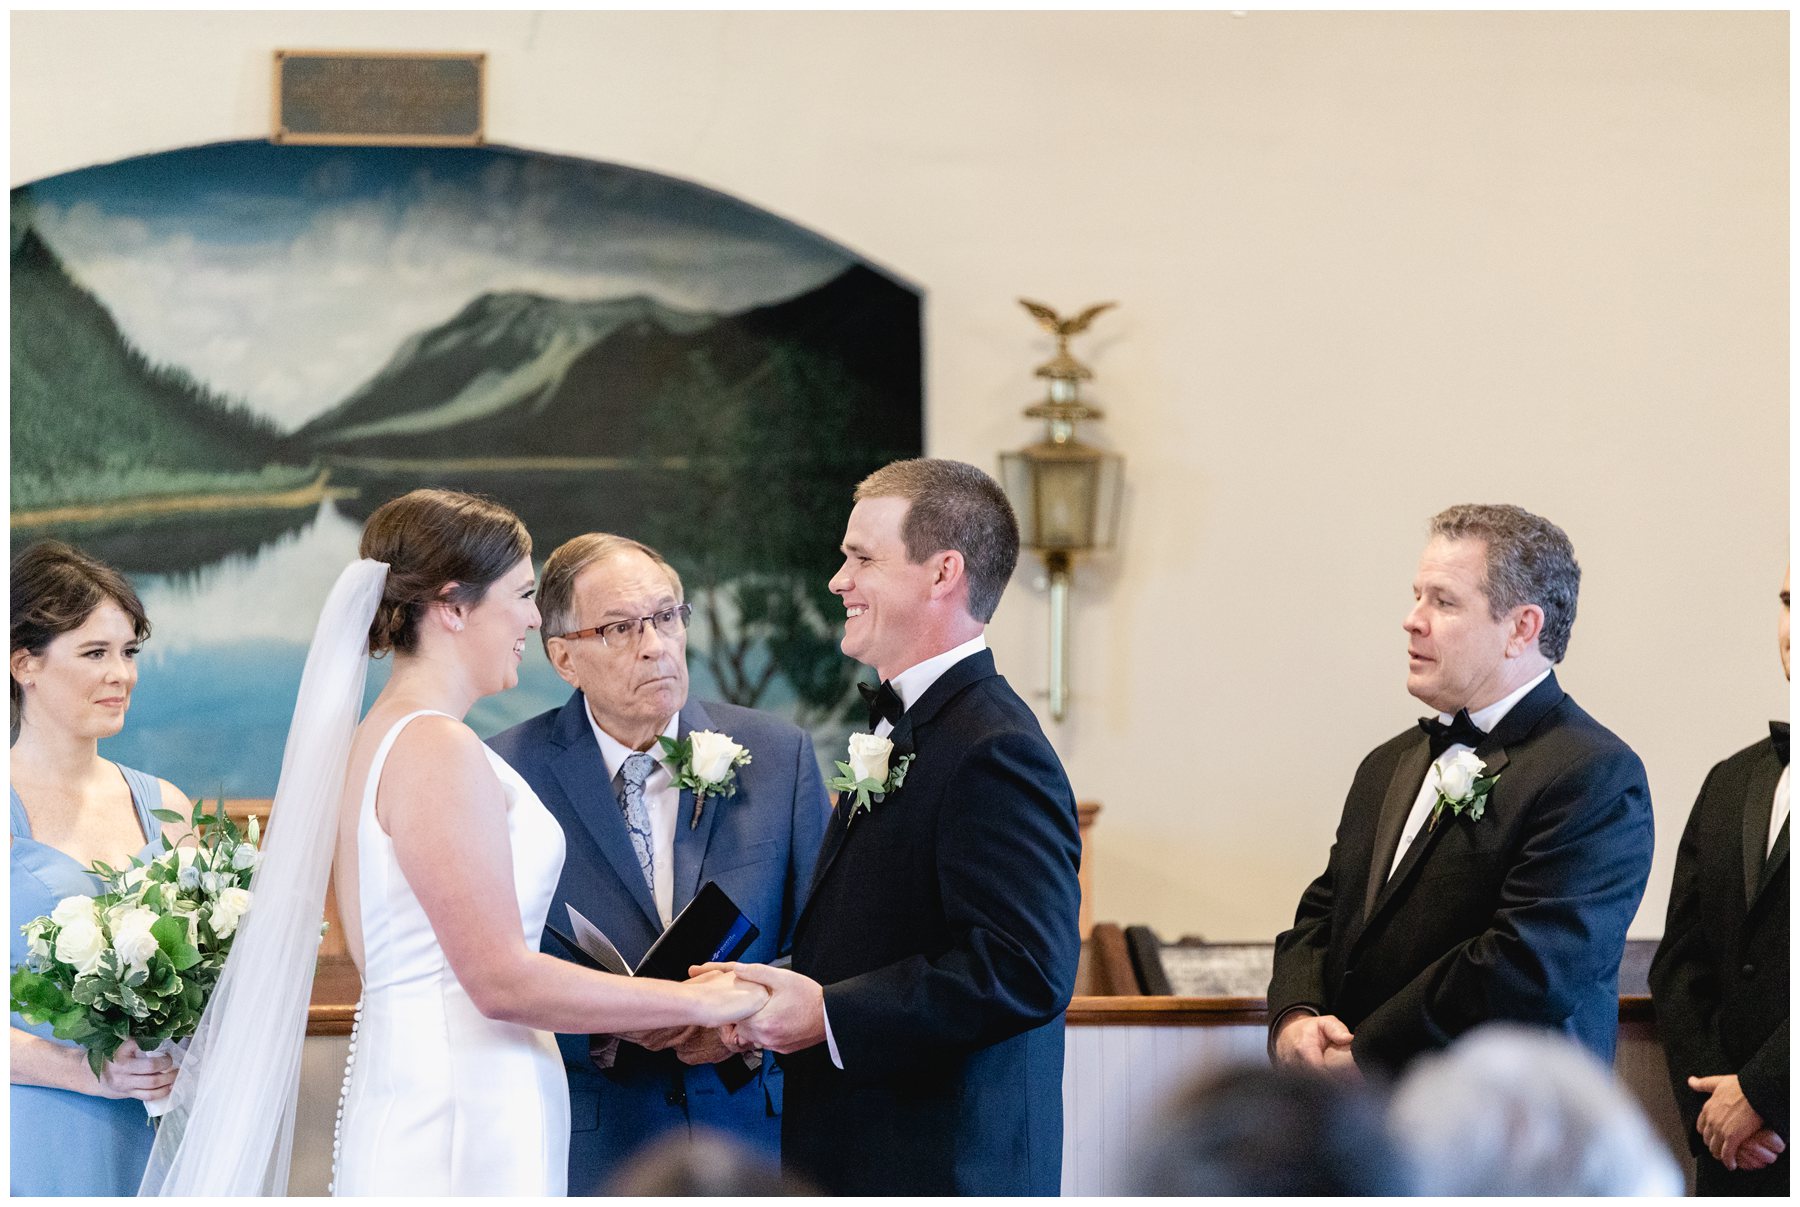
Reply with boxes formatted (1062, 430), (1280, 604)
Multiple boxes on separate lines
(246, 815), (259, 847)
(119, 864), (149, 891)
(110, 907), (161, 973)
(208, 887), (253, 940)
(1436, 750), (1487, 801)
(687, 731), (746, 784)
(230, 843), (261, 872)
(847, 733), (894, 784)
(25, 925), (52, 966)
(53, 916), (106, 977)
(49, 895), (97, 928)
(200, 870), (226, 896)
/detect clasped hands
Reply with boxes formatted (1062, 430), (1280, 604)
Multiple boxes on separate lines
(1689, 1073), (1785, 1172)
(615, 963), (825, 1064)
(1273, 1012), (1361, 1081)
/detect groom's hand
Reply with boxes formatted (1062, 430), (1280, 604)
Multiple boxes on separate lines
(690, 961), (826, 1055)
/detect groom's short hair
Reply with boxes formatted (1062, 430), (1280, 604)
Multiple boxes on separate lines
(538, 533), (684, 649)
(855, 458), (1020, 623)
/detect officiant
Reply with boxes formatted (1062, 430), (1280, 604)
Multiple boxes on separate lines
(490, 533), (830, 1192)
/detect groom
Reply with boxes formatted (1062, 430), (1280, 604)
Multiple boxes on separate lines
(489, 533), (829, 1193)
(705, 459), (1083, 1195)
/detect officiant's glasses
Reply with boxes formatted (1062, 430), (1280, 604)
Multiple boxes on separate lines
(555, 603), (693, 648)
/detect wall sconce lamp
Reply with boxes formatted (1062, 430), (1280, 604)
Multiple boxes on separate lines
(999, 299), (1124, 722)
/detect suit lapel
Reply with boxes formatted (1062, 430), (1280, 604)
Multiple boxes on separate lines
(797, 648), (997, 934)
(1741, 745), (1783, 907)
(1754, 817), (1788, 906)
(1354, 673), (1560, 945)
(546, 691), (662, 932)
(671, 699), (724, 913)
(1361, 735), (1434, 923)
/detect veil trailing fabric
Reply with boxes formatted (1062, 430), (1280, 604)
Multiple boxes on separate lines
(141, 559), (388, 1196)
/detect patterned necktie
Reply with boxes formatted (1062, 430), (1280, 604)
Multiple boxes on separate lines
(617, 752), (657, 897)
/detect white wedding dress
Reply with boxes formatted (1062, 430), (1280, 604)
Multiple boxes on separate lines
(330, 710), (570, 1196)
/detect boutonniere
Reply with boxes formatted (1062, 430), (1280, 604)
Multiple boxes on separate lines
(1428, 750), (1500, 831)
(657, 730), (752, 830)
(825, 733), (915, 824)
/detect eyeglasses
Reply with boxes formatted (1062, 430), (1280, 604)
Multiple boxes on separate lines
(555, 603), (692, 648)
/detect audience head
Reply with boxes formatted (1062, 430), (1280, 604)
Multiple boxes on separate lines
(1406, 503), (1579, 714)
(1388, 1024), (1683, 1196)
(607, 1130), (812, 1196)
(538, 533), (690, 749)
(10, 540), (151, 745)
(358, 489), (532, 658)
(831, 458), (1019, 679)
(1133, 1063), (1412, 1196)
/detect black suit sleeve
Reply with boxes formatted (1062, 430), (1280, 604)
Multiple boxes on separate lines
(1739, 1017), (1788, 1139)
(819, 730), (1081, 1076)
(1267, 794), (1355, 1037)
(1351, 747), (1654, 1069)
(780, 731), (831, 958)
(1648, 766), (1730, 1151)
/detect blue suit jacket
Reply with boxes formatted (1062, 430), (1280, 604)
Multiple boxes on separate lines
(489, 690), (830, 1193)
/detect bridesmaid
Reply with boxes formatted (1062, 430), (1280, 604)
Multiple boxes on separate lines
(9, 541), (188, 1195)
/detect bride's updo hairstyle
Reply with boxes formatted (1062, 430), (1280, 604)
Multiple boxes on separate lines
(359, 489), (531, 657)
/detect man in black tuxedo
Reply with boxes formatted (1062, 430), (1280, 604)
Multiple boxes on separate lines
(1649, 566), (1789, 1195)
(1269, 503), (1654, 1076)
(697, 458), (1082, 1195)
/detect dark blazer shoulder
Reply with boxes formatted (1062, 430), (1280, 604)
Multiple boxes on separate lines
(693, 698), (809, 748)
(1707, 734), (1781, 782)
(487, 702), (565, 763)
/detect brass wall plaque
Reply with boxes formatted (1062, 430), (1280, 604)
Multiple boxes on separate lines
(274, 50), (484, 146)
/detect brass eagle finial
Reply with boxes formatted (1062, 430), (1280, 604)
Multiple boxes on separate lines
(1017, 299), (1116, 381)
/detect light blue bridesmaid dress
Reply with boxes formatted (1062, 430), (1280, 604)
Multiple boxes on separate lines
(10, 763), (165, 1196)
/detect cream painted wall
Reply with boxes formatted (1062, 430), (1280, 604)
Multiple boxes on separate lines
(13, 10), (1788, 941)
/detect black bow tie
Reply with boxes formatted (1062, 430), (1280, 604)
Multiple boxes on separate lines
(1419, 710), (1488, 760)
(858, 680), (903, 732)
(1772, 721), (1789, 767)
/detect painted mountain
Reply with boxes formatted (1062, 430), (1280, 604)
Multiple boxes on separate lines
(295, 263), (920, 463)
(11, 203), (308, 512)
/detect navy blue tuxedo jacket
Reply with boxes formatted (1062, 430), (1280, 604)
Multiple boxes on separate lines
(782, 648), (1082, 1196)
(489, 691), (829, 1193)
(1269, 672), (1655, 1072)
(1650, 734), (1789, 1195)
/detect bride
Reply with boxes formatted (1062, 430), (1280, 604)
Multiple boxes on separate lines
(141, 490), (767, 1195)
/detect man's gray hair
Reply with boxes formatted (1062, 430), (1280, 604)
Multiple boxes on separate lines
(1429, 503), (1580, 662)
(1388, 1025), (1683, 1196)
(538, 533), (683, 651)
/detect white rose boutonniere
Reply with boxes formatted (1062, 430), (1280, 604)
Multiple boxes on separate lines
(1429, 750), (1500, 830)
(658, 730), (753, 829)
(826, 734), (916, 824)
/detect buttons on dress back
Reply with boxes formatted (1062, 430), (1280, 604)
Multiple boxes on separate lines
(328, 997), (365, 1195)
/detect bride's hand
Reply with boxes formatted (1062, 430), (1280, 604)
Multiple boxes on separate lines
(685, 969), (769, 1026)
(87, 1038), (177, 1101)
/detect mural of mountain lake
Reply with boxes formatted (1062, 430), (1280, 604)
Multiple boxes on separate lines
(12, 141), (923, 796)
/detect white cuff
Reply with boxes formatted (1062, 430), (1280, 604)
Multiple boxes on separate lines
(822, 1002), (844, 1070)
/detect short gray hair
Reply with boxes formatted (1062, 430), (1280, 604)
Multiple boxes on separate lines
(538, 533), (683, 650)
(1429, 504), (1580, 662)
(855, 458), (1020, 623)
(1389, 1025), (1682, 1196)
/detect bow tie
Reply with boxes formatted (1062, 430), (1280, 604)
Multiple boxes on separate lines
(858, 680), (904, 732)
(1419, 710), (1488, 760)
(1773, 721), (1789, 767)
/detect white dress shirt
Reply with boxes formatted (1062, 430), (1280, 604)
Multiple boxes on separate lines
(587, 708), (681, 928)
(823, 634), (989, 1068)
(1388, 667), (1553, 881)
(1771, 765), (1790, 860)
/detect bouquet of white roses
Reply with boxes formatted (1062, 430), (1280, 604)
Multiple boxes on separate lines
(11, 797), (260, 1110)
